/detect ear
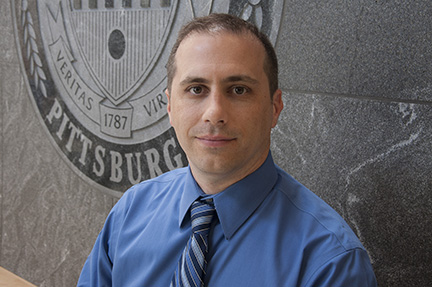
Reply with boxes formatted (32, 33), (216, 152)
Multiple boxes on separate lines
(271, 89), (283, 128)
(165, 89), (173, 125)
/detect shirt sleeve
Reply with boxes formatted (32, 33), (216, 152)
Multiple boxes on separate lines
(76, 214), (115, 287)
(303, 248), (377, 287)
(76, 189), (131, 287)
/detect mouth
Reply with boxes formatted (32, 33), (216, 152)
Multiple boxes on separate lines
(196, 135), (236, 147)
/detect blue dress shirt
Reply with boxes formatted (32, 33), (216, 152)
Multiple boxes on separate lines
(78, 153), (377, 286)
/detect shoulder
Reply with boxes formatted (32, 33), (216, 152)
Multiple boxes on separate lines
(125, 167), (187, 197)
(273, 165), (364, 250)
(112, 167), (188, 217)
(272, 166), (376, 285)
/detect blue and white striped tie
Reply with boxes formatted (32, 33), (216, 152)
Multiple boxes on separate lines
(171, 200), (216, 287)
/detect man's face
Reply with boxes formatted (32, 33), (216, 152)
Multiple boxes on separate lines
(166, 31), (283, 189)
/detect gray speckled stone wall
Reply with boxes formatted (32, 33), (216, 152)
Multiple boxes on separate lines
(1, 1), (431, 286)
(2, 3), (115, 286)
(271, 2), (432, 286)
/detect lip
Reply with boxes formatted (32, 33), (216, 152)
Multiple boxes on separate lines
(196, 135), (236, 147)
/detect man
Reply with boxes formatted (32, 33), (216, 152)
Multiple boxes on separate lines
(78, 13), (377, 286)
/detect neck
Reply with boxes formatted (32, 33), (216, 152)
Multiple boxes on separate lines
(190, 154), (269, 195)
(192, 172), (233, 195)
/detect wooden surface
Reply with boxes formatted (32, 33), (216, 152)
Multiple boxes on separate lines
(0, 267), (36, 287)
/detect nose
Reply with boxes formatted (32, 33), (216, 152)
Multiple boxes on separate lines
(202, 89), (228, 125)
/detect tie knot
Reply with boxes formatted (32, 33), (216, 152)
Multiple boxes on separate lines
(190, 200), (215, 235)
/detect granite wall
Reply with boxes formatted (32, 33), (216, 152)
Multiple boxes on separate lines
(1, 1), (431, 286)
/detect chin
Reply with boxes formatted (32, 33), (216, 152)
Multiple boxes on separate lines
(192, 157), (233, 173)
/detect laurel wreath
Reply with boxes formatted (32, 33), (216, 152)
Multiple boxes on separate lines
(241, 0), (263, 29)
(21, 0), (48, 98)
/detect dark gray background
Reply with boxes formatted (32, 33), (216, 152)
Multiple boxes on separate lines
(1, 1), (431, 286)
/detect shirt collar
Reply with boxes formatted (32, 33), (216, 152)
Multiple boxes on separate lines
(178, 168), (203, 227)
(179, 152), (279, 240)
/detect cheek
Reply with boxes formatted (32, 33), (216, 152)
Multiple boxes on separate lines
(247, 105), (274, 125)
(171, 109), (196, 134)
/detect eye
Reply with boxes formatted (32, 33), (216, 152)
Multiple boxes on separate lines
(188, 86), (204, 95)
(232, 86), (248, 95)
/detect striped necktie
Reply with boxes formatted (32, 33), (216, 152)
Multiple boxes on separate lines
(171, 199), (216, 287)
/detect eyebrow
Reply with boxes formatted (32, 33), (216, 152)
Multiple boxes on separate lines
(179, 75), (259, 86)
(179, 77), (209, 86)
(224, 75), (259, 84)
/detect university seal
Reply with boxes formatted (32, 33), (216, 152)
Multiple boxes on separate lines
(12, 0), (283, 196)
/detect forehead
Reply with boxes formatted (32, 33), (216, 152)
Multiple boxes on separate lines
(178, 30), (263, 54)
(174, 31), (267, 76)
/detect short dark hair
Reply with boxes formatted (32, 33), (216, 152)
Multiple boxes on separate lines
(166, 13), (279, 96)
